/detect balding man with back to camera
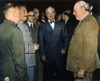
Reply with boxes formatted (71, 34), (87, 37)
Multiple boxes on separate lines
(66, 0), (100, 81)
(0, 3), (28, 81)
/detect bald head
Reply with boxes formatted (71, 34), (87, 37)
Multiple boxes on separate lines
(73, 1), (89, 21)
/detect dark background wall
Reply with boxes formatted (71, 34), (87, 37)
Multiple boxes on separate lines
(0, 0), (100, 23)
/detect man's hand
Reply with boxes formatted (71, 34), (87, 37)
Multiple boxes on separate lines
(61, 49), (66, 54)
(41, 55), (46, 62)
(33, 43), (39, 51)
(78, 69), (84, 78)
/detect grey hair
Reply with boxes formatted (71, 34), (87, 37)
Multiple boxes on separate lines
(80, 1), (89, 10)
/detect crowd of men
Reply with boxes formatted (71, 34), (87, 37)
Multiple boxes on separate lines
(0, 0), (100, 81)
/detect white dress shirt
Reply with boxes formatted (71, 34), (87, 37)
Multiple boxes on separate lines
(48, 20), (55, 30)
(27, 22), (34, 27)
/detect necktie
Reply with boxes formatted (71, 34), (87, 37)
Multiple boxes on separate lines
(30, 24), (33, 31)
(50, 20), (55, 24)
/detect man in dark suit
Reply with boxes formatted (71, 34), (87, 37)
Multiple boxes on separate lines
(62, 10), (76, 81)
(39, 6), (68, 81)
(62, 10), (75, 42)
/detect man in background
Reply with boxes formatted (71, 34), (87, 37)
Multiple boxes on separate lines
(33, 8), (44, 81)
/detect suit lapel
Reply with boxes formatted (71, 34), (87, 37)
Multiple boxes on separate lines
(53, 21), (59, 34)
(54, 21), (57, 31)
(46, 21), (54, 32)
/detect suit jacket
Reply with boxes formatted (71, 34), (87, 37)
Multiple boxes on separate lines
(66, 13), (100, 73)
(65, 18), (76, 42)
(39, 20), (68, 60)
(18, 20), (36, 67)
(94, 14), (100, 58)
(25, 22), (40, 43)
(0, 20), (28, 81)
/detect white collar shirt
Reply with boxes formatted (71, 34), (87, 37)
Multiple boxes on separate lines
(48, 20), (55, 30)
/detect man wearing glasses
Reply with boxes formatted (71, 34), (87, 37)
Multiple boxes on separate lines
(26, 10), (35, 38)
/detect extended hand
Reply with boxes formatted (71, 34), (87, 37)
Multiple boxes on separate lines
(78, 69), (84, 78)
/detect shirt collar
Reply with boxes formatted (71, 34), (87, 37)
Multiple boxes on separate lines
(48, 19), (55, 23)
(65, 18), (69, 24)
(4, 19), (15, 25)
(27, 22), (33, 26)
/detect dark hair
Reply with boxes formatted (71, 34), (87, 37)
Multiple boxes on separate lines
(27, 9), (33, 13)
(64, 12), (70, 17)
(3, 3), (18, 15)
(18, 3), (27, 9)
(45, 6), (55, 13)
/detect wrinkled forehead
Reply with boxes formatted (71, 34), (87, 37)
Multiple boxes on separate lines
(74, 2), (80, 10)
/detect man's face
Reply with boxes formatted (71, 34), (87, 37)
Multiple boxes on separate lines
(34, 8), (39, 20)
(46, 7), (56, 21)
(62, 13), (65, 21)
(73, 2), (83, 21)
(19, 6), (27, 22)
(27, 11), (35, 23)
(57, 14), (61, 21)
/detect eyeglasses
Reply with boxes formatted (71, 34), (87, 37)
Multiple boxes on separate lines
(28, 15), (35, 17)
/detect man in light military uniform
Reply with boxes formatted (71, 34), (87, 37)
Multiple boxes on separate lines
(66, 1), (100, 81)
(18, 4), (39, 81)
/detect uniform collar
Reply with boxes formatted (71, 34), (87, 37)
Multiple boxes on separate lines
(4, 19), (16, 25)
